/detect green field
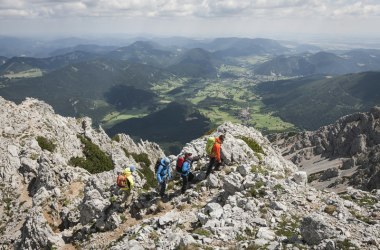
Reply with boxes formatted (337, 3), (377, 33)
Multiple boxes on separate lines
(101, 108), (150, 128)
(3, 69), (43, 79)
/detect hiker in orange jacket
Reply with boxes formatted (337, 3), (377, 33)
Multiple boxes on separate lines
(206, 134), (225, 178)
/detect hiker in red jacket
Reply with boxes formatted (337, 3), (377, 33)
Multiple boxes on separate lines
(206, 134), (225, 178)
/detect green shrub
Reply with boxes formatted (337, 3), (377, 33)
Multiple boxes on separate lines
(112, 134), (120, 142)
(275, 215), (300, 239)
(69, 135), (114, 174)
(36, 136), (56, 152)
(240, 137), (265, 155)
(246, 180), (266, 198)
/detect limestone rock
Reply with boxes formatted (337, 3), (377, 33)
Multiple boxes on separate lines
(300, 213), (335, 245)
(293, 171), (308, 185)
(15, 208), (64, 249)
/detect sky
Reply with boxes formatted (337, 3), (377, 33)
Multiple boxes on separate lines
(0, 0), (380, 40)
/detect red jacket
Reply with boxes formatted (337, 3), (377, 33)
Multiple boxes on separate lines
(211, 137), (222, 162)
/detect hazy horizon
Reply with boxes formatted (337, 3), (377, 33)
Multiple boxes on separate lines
(1, 0), (380, 42)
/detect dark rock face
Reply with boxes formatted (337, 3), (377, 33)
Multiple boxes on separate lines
(300, 213), (334, 245)
(271, 107), (380, 191)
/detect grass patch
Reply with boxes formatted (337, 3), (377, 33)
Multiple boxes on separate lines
(241, 137), (265, 155)
(273, 184), (285, 193)
(336, 239), (359, 250)
(350, 210), (372, 224)
(36, 136), (56, 152)
(246, 180), (266, 198)
(235, 234), (248, 241)
(149, 231), (159, 244)
(251, 165), (269, 176)
(192, 228), (212, 237)
(69, 135), (114, 174)
(340, 194), (378, 207)
(176, 243), (204, 250)
(275, 215), (300, 239)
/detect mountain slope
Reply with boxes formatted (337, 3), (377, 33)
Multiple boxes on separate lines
(168, 48), (218, 77)
(255, 71), (380, 130)
(255, 50), (380, 76)
(107, 41), (178, 67)
(0, 51), (98, 76)
(0, 59), (167, 121)
(49, 44), (117, 57)
(0, 98), (378, 250)
(203, 37), (288, 56)
(270, 107), (380, 191)
(106, 102), (212, 153)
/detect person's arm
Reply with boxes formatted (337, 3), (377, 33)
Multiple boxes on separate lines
(128, 176), (134, 190)
(156, 165), (163, 183)
(214, 143), (221, 162)
(167, 165), (171, 179)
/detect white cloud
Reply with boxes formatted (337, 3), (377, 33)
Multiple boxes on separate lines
(1, 0), (380, 19)
(0, 0), (380, 38)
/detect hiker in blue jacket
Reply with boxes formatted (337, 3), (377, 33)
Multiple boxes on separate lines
(156, 157), (171, 198)
(180, 155), (194, 194)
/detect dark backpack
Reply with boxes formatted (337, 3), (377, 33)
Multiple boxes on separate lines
(176, 156), (185, 172)
(154, 158), (162, 174)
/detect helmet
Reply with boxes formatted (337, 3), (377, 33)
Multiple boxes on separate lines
(162, 157), (170, 166)
(129, 165), (136, 172)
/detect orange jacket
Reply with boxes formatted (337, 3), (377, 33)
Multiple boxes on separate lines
(211, 137), (222, 162)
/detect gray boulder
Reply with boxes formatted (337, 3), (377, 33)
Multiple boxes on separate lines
(207, 173), (219, 188)
(293, 171), (308, 185)
(204, 203), (223, 219)
(80, 189), (111, 225)
(223, 172), (244, 194)
(300, 213), (335, 245)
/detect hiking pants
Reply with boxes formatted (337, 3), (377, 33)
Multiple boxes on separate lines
(181, 175), (188, 194)
(159, 180), (167, 197)
(181, 172), (195, 193)
(206, 157), (222, 177)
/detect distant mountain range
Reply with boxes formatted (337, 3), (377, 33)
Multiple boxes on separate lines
(255, 71), (380, 130)
(1, 36), (380, 154)
(0, 51), (97, 75)
(255, 50), (380, 76)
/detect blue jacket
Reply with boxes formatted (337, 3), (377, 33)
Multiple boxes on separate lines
(156, 159), (171, 183)
(181, 160), (191, 177)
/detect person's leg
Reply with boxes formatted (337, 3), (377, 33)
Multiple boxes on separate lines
(181, 175), (188, 194)
(160, 180), (166, 197)
(214, 161), (222, 171)
(206, 157), (216, 177)
(188, 172), (194, 182)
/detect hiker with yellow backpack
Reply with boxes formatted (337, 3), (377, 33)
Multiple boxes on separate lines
(205, 134), (225, 178)
(116, 165), (136, 204)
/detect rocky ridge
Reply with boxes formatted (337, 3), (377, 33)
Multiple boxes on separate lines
(270, 107), (380, 192)
(0, 97), (379, 249)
